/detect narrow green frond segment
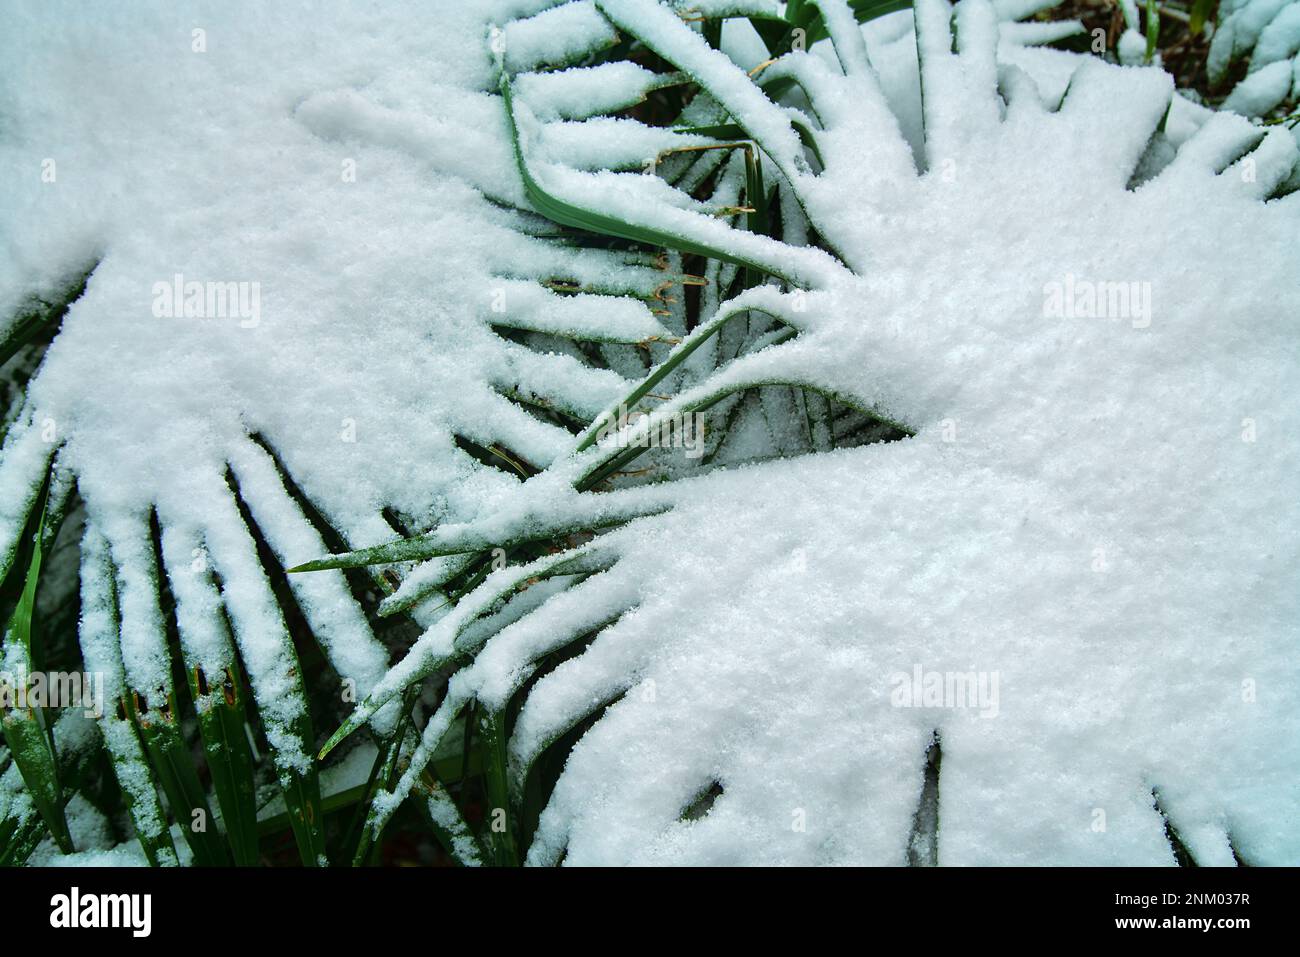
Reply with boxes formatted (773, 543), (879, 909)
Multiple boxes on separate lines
(346, 687), (419, 866)
(575, 298), (797, 451)
(0, 448), (55, 608)
(1, 713), (102, 864)
(77, 531), (180, 866)
(418, 776), (484, 866)
(100, 704), (181, 867)
(280, 757), (328, 866)
(319, 545), (615, 760)
(480, 708), (517, 866)
(127, 693), (230, 866)
(0, 474), (73, 854)
(188, 660), (260, 865)
(289, 503), (664, 573)
(0, 716), (71, 854)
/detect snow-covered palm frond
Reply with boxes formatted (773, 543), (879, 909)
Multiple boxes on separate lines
(304, 0), (1300, 865)
(5, 0), (1298, 868)
(0, 0), (697, 865)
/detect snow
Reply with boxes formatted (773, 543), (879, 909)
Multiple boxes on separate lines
(77, 528), (179, 864)
(32, 842), (151, 867)
(1117, 28), (1149, 67)
(226, 440), (395, 730)
(1223, 57), (1298, 115)
(1252, 2), (1300, 70)
(513, 62), (684, 122)
(3, 0), (1298, 866)
(816, 0), (876, 78)
(998, 20), (1085, 48)
(538, 117), (720, 170)
(596, 0), (810, 174)
(478, 280), (669, 343)
(364, 0), (1300, 864)
(1210, 0), (1300, 86)
(0, 0), (684, 781)
(500, 1), (620, 74)
(1231, 0), (1293, 55)
(30, 795), (142, 866)
(668, 0), (782, 17)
